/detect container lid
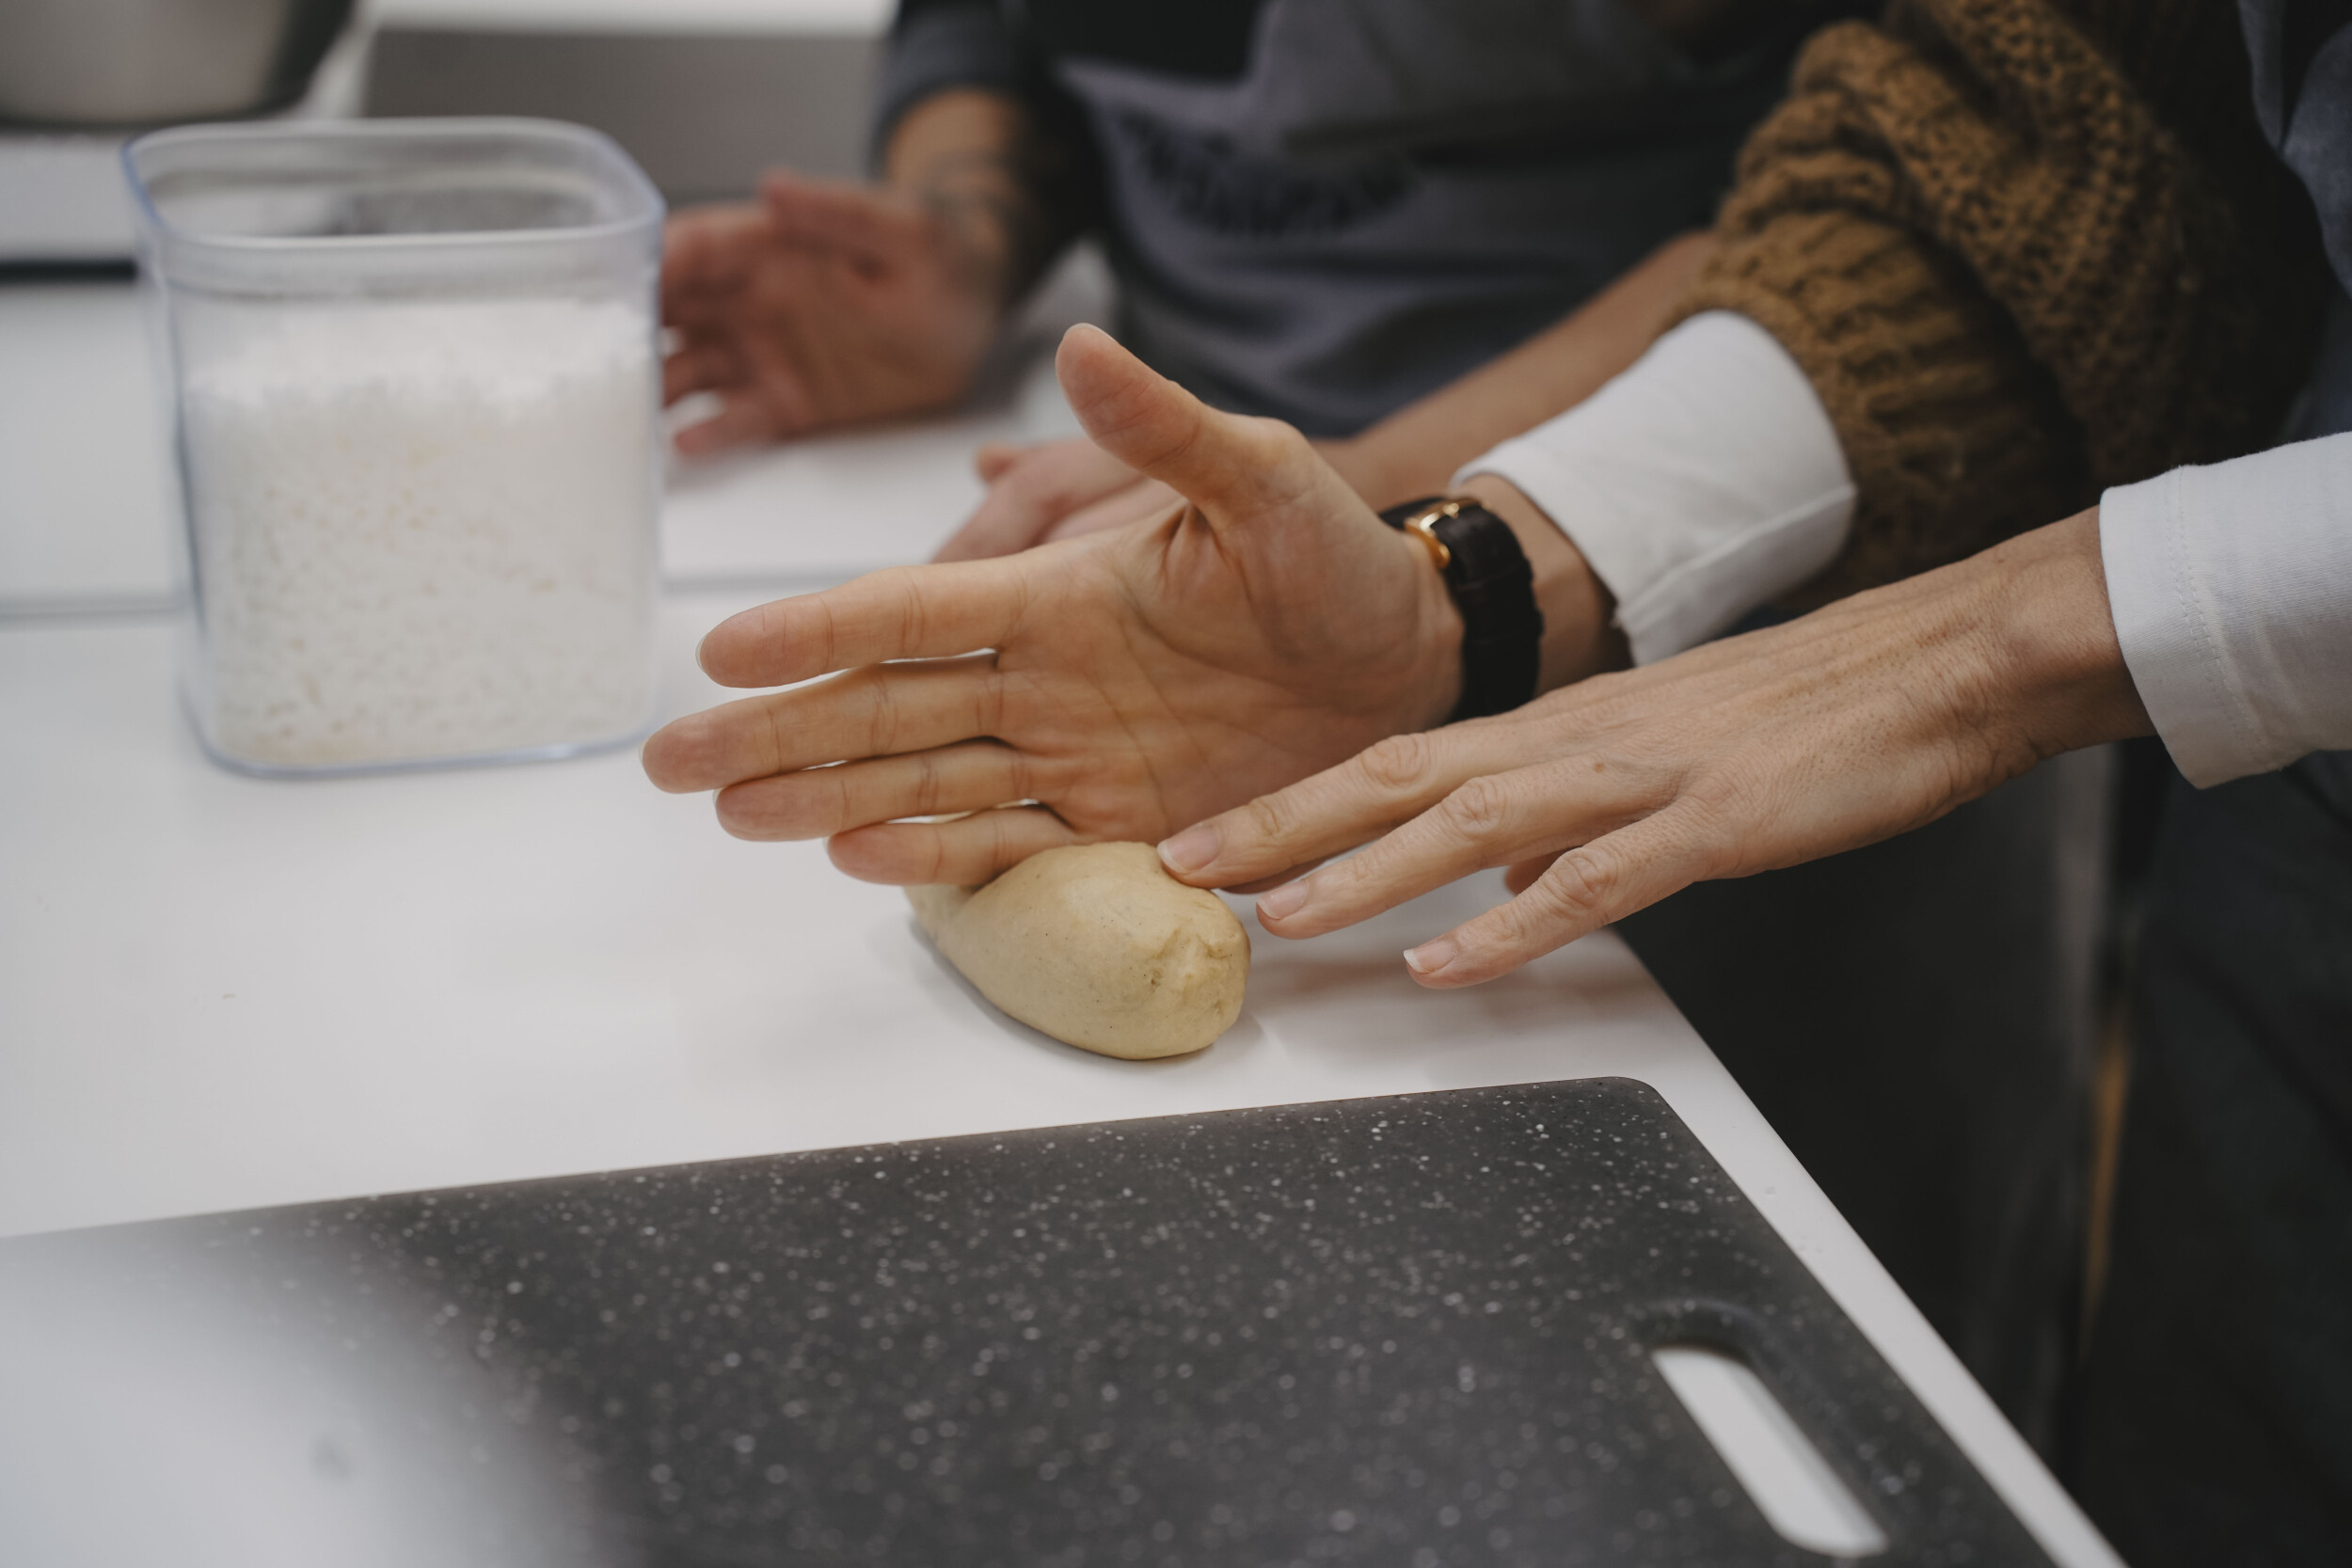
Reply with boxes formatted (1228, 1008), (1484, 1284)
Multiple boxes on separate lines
(123, 117), (662, 294)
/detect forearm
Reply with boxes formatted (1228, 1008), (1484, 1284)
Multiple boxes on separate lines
(882, 87), (1074, 308)
(1327, 232), (1712, 510)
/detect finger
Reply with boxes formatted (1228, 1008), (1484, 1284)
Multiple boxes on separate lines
(1221, 857), (1332, 897)
(1502, 851), (1562, 895)
(745, 356), (821, 439)
(692, 557), (1035, 688)
(660, 286), (744, 334)
(674, 396), (783, 456)
(1398, 807), (1716, 988)
(712, 739), (1051, 841)
(973, 440), (1025, 482)
(829, 804), (1082, 886)
(663, 341), (738, 404)
(1263, 744), (1675, 940)
(643, 656), (1003, 792)
(930, 490), (1060, 563)
(1156, 723), (1541, 890)
(760, 170), (924, 259)
(933, 440), (1151, 562)
(1041, 478), (1183, 544)
(660, 203), (765, 301)
(1256, 755), (1636, 941)
(1054, 325), (1307, 517)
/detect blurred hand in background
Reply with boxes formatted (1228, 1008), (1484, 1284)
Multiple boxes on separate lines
(660, 89), (1074, 455)
(661, 173), (1004, 452)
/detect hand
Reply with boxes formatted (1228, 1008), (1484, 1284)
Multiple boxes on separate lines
(1155, 510), (2153, 985)
(642, 325), (1465, 885)
(932, 437), (1179, 562)
(660, 171), (1006, 454)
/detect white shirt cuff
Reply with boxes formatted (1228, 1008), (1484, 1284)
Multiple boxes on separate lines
(2100, 432), (2352, 787)
(1454, 311), (1855, 665)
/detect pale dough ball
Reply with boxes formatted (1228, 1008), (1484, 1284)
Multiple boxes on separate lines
(908, 841), (1250, 1059)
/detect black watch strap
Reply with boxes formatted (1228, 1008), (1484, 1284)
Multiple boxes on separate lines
(1379, 495), (1545, 723)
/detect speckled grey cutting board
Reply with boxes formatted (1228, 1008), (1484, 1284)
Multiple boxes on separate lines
(0, 1078), (2049, 1566)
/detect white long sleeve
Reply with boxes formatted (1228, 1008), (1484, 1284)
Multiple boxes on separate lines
(1454, 311), (1854, 665)
(2100, 433), (2352, 786)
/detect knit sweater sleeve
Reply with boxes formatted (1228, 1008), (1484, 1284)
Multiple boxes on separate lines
(1675, 0), (2323, 604)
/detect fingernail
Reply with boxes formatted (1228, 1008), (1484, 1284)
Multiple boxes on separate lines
(1256, 879), (1309, 922)
(1402, 938), (1457, 975)
(1157, 824), (1219, 876)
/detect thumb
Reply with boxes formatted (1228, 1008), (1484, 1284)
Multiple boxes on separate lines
(1055, 325), (1306, 517)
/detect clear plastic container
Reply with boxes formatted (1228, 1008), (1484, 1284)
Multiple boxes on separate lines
(124, 118), (664, 775)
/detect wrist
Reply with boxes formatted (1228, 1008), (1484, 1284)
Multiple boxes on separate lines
(1395, 526), (1468, 732)
(1318, 436), (1412, 513)
(914, 178), (1025, 304)
(1972, 507), (2153, 758)
(884, 89), (1058, 308)
(1457, 473), (1628, 690)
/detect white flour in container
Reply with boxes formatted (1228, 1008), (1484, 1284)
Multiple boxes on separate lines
(181, 298), (658, 769)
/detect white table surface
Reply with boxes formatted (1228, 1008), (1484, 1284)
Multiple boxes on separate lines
(0, 279), (2120, 1568)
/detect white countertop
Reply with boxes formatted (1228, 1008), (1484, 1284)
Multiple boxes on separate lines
(0, 278), (2120, 1568)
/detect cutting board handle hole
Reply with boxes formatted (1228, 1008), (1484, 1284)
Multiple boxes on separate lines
(1653, 1341), (1891, 1559)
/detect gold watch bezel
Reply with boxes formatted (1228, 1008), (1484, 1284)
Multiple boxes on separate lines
(1398, 499), (1464, 571)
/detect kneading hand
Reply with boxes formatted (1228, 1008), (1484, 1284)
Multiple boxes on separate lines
(642, 325), (1464, 886)
(660, 172), (1003, 454)
(1155, 511), (2153, 986)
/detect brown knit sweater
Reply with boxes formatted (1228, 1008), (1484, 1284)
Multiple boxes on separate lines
(1677, 0), (2325, 603)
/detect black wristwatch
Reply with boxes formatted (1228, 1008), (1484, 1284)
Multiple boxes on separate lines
(1379, 495), (1545, 722)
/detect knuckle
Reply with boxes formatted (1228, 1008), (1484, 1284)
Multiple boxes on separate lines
(978, 674), (1010, 739)
(1006, 746), (1042, 804)
(1439, 774), (1516, 844)
(1359, 732), (1437, 793)
(864, 676), (903, 754)
(1526, 850), (1613, 925)
(894, 578), (929, 653)
(910, 752), (945, 818)
(809, 597), (844, 675)
(756, 702), (797, 775)
(1241, 789), (1304, 849)
(914, 831), (955, 885)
